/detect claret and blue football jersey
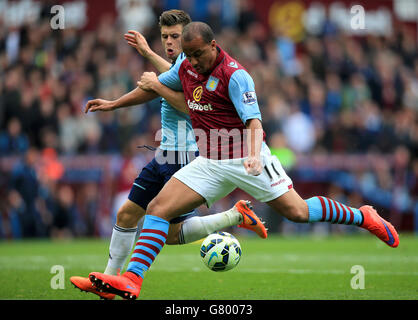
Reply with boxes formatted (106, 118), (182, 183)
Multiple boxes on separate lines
(158, 46), (264, 160)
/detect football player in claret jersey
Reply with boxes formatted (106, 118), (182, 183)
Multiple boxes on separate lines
(71, 12), (267, 300)
(88, 22), (399, 300)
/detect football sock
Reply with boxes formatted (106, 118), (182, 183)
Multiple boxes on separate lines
(305, 196), (364, 225)
(104, 225), (138, 275)
(178, 207), (243, 244)
(126, 215), (169, 279)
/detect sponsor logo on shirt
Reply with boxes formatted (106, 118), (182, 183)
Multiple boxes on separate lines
(187, 100), (213, 111)
(242, 91), (257, 105)
(228, 61), (238, 68)
(193, 86), (203, 102)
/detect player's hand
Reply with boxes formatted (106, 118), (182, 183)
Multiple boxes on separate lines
(124, 30), (152, 58)
(244, 156), (263, 176)
(137, 72), (159, 92)
(84, 99), (117, 113)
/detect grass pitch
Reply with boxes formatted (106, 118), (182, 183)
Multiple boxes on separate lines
(0, 234), (417, 300)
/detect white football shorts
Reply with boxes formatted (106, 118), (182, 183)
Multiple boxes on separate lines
(172, 142), (293, 207)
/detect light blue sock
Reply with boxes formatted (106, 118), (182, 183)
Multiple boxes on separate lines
(126, 215), (169, 279)
(305, 196), (363, 225)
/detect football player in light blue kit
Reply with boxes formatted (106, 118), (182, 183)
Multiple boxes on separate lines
(70, 10), (267, 299)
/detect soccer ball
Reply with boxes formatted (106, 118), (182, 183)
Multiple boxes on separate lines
(200, 231), (242, 272)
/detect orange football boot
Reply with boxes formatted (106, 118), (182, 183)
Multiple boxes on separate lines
(236, 200), (268, 239)
(360, 205), (399, 248)
(89, 271), (142, 300)
(70, 276), (115, 300)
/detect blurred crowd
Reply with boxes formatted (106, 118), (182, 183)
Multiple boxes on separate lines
(0, 0), (417, 239)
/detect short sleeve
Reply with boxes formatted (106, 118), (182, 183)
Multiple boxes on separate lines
(228, 69), (262, 124)
(158, 52), (185, 91)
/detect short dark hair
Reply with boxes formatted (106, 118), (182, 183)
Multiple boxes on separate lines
(182, 22), (214, 44)
(159, 9), (192, 28)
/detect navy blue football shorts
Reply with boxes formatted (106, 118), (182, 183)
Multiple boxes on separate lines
(128, 149), (199, 224)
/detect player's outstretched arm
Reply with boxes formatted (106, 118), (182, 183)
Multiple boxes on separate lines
(138, 72), (189, 114)
(84, 87), (159, 113)
(124, 30), (171, 73)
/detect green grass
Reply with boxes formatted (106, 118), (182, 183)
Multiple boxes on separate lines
(0, 233), (417, 300)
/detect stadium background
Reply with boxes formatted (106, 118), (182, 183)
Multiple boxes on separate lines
(0, 0), (417, 241)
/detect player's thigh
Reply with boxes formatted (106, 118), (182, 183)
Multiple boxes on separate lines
(147, 176), (206, 221)
(266, 188), (309, 222)
(170, 156), (236, 209)
(116, 199), (146, 228)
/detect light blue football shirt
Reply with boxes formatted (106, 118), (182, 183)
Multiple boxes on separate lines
(158, 53), (197, 152)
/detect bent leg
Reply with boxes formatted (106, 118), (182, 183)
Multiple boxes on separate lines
(107, 198), (193, 271)
(169, 203), (251, 244)
(126, 154), (240, 278)
(105, 199), (145, 275)
(267, 188), (365, 226)
(114, 198), (201, 248)
(266, 188), (309, 222)
(125, 177), (206, 278)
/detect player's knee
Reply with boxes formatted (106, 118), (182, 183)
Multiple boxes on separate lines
(146, 197), (166, 218)
(286, 204), (309, 223)
(146, 198), (178, 226)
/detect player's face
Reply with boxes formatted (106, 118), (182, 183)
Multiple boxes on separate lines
(161, 24), (183, 62)
(182, 37), (217, 74)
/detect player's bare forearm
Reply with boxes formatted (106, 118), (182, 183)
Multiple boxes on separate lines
(244, 118), (263, 176)
(246, 118), (263, 158)
(85, 87), (158, 113)
(115, 87), (159, 108)
(138, 72), (189, 114)
(153, 81), (188, 114)
(145, 51), (172, 73)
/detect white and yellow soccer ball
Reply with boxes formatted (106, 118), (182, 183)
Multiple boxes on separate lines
(200, 231), (242, 272)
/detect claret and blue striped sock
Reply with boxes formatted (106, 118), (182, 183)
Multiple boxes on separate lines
(126, 215), (169, 279)
(305, 196), (364, 225)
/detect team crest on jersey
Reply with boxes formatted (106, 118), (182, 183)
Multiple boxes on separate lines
(206, 76), (219, 92)
(193, 86), (203, 101)
(242, 91), (257, 105)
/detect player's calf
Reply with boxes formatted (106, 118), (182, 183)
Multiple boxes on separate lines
(165, 222), (182, 244)
(116, 199), (145, 228)
(267, 190), (310, 223)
